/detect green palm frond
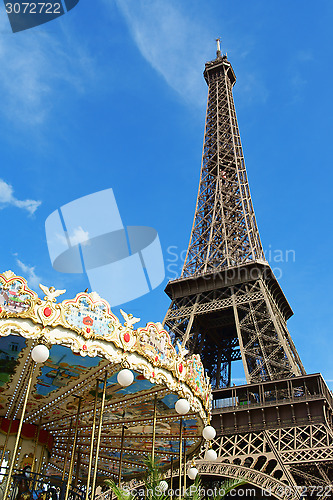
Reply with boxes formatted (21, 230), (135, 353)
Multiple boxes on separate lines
(143, 457), (162, 488)
(142, 457), (168, 500)
(104, 479), (135, 500)
(185, 475), (203, 500)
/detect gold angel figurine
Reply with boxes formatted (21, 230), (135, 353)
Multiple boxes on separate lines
(39, 284), (66, 302)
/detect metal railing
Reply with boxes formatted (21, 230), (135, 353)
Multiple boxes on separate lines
(212, 392), (327, 413)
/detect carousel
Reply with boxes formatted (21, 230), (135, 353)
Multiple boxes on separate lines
(0, 271), (213, 500)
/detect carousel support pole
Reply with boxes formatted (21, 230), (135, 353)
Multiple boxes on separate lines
(91, 371), (108, 498)
(85, 380), (99, 500)
(0, 420), (12, 468)
(64, 396), (82, 500)
(37, 445), (45, 474)
(31, 417), (42, 473)
(151, 395), (157, 463)
(178, 418), (183, 500)
(183, 439), (187, 495)
(118, 424), (126, 488)
(3, 362), (34, 500)
(62, 418), (73, 481)
(74, 447), (81, 488)
(170, 457), (173, 500)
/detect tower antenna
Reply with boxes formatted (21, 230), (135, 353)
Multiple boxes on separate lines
(216, 37), (222, 58)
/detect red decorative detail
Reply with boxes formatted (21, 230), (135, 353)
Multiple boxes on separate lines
(179, 363), (183, 373)
(0, 418), (53, 452)
(82, 344), (87, 351)
(0, 306), (2, 313)
(152, 372), (155, 378)
(124, 333), (130, 343)
(83, 316), (93, 326)
(86, 328), (91, 334)
(43, 307), (52, 317)
(155, 356), (158, 362)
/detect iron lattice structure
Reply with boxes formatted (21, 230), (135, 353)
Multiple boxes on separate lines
(162, 45), (333, 495)
(163, 48), (305, 388)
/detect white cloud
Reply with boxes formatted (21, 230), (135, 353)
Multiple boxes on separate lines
(15, 257), (41, 288)
(0, 15), (94, 124)
(0, 178), (41, 215)
(55, 226), (90, 247)
(114, 0), (211, 106)
(69, 226), (90, 246)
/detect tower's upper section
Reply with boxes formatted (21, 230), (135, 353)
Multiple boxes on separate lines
(204, 52), (236, 88)
(181, 45), (265, 278)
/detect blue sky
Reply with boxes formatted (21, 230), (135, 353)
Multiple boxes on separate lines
(0, 0), (332, 386)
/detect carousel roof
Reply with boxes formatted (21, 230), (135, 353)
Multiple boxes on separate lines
(0, 271), (211, 481)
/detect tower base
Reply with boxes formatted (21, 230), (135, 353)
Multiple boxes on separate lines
(198, 374), (333, 499)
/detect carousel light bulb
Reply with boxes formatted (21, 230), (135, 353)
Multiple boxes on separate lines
(204, 449), (217, 461)
(188, 467), (198, 480)
(175, 398), (190, 415)
(31, 345), (49, 363)
(202, 425), (216, 440)
(158, 481), (168, 492)
(117, 369), (134, 387)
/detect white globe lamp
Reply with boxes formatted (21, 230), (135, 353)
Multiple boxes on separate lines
(158, 481), (168, 493)
(188, 467), (198, 480)
(31, 345), (49, 364)
(117, 369), (134, 387)
(175, 398), (190, 415)
(202, 425), (216, 440)
(204, 449), (217, 461)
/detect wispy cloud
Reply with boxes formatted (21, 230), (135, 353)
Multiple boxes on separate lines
(0, 178), (41, 215)
(113, 0), (268, 108)
(69, 226), (90, 246)
(15, 256), (41, 288)
(0, 16), (94, 124)
(56, 226), (90, 247)
(296, 50), (314, 63)
(114, 0), (211, 106)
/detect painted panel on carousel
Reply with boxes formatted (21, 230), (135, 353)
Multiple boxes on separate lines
(0, 273), (37, 315)
(0, 334), (27, 388)
(187, 354), (207, 396)
(62, 293), (120, 342)
(36, 344), (102, 396)
(105, 371), (154, 399)
(136, 322), (176, 368)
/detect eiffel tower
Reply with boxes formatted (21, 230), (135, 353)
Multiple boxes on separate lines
(163, 41), (333, 497)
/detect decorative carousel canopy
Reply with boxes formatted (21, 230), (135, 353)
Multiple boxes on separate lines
(0, 271), (211, 482)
